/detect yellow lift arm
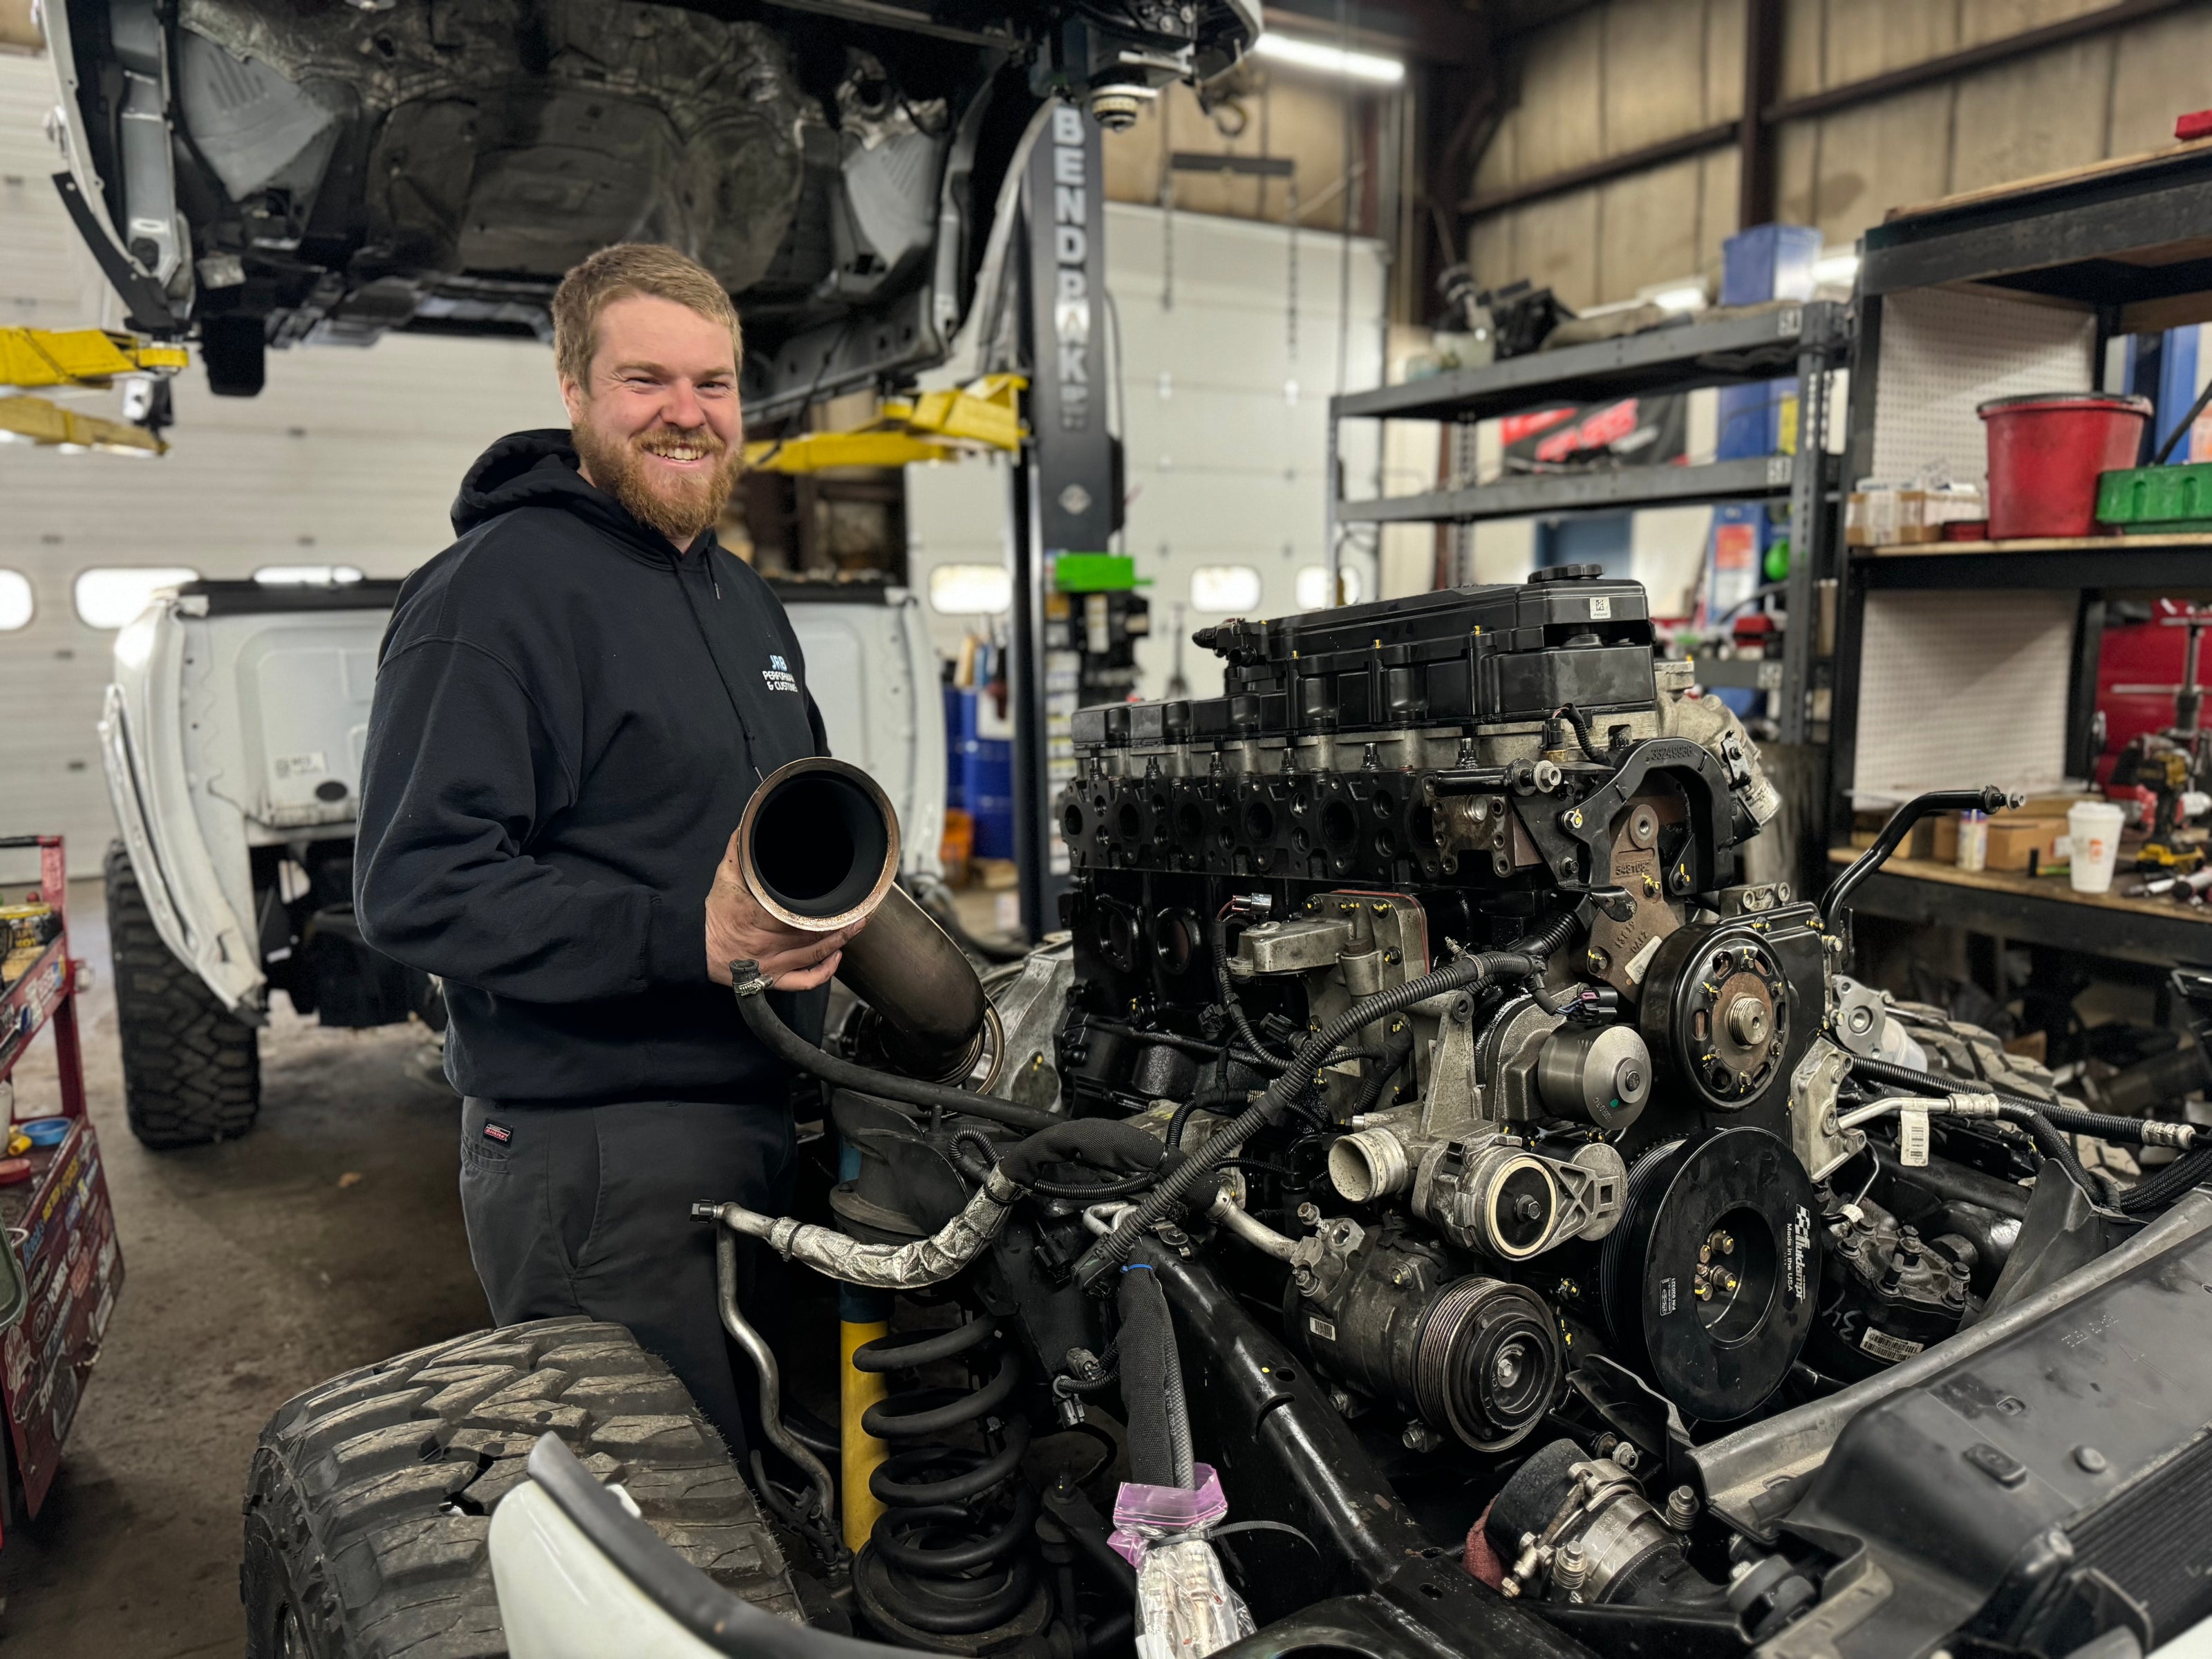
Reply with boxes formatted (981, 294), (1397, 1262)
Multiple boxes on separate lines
(743, 373), (1026, 475)
(0, 328), (189, 456)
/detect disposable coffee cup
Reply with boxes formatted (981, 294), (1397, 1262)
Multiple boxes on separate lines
(2068, 800), (2125, 894)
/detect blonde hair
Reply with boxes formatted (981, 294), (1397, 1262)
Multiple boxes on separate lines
(551, 243), (744, 388)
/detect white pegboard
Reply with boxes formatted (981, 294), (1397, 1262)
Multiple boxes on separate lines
(1868, 288), (2097, 489)
(1850, 589), (2079, 807)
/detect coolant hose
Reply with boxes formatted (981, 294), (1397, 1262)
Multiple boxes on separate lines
(1115, 1263), (1194, 1488)
(730, 961), (1060, 1132)
(1071, 917), (1571, 1292)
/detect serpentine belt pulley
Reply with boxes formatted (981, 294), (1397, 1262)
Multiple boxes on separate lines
(1599, 1127), (1817, 1422)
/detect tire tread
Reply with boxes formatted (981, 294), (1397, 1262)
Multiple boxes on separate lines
(242, 1317), (799, 1658)
(104, 840), (261, 1148)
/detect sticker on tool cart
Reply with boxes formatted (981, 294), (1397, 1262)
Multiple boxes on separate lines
(1307, 1316), (1337, 1342)
(272, 751), (328, 780)
(1588, 596), (1611, 620)
(1860, 1327), (1923, 1362)
(1900, 1105), (1930, 1167)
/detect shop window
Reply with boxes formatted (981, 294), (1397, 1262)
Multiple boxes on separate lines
(1294, 564), (1363, 609)
(1189, 565), (1262, 614)
(73, 567), (200, 630)
(928, 563), (1013, 615)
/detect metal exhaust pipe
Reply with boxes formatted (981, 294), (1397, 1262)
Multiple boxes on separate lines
(735, 757), (994, 1085)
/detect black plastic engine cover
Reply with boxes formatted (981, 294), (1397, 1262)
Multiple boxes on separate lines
(1779, 1194), (2212, 1657)
(1085, 575), (1654, 749)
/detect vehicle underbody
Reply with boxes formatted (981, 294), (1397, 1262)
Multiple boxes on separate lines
(250, 572), (2212, 1659)
(44, 0), (1255, 412)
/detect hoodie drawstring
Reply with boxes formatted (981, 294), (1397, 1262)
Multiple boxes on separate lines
(670, 550), (764, 784)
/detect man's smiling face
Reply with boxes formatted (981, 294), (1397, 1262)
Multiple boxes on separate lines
(560, 292), (744, 550)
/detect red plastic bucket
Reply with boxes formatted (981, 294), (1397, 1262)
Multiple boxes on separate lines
(1978, 392), (2150, 540)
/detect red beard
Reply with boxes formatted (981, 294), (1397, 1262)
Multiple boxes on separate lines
(572, 418), (742, 547)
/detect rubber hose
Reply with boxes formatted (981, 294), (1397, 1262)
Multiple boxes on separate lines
(1850, 1056), (2197, 1150)
(1822, 787), (2014, 926)
(1073, 923), (1567, 1291)
(2120, 1145), (2212, 1214)
(1115, 1265), (1182, 1487)
(730, 968), (1061, 1132)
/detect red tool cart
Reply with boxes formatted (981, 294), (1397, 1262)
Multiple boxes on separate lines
(0, 836), (122, 1536)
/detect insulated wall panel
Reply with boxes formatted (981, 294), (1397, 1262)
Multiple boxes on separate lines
(1867, 288), (2097, 489)
(1850, 588), (2079, 805)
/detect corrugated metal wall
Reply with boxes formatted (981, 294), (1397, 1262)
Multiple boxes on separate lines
(1469, 0), (2212, 309)
(0, 51), (564, 870)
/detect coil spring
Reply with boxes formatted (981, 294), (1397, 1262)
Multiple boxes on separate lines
(852, 1316), (1040, 1642)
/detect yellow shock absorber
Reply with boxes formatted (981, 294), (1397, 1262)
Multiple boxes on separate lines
(841, 1300), (891, 1553)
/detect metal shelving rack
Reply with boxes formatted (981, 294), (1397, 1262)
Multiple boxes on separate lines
(1325, 300), (1850, 744)
(1829, 138), (2212, 964)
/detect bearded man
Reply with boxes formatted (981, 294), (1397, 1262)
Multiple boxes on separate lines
(357, 243), (856, 1459)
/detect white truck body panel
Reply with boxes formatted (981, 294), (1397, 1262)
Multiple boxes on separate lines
(100, 580), (944, 1013)
(488, 1482), (727, 1659)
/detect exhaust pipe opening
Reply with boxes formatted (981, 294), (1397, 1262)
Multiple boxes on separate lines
(737, 758), (992, 1086)
(748, 767), (899, 928)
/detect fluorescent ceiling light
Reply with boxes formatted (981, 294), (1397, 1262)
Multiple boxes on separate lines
(1253, 32), (1405, 84)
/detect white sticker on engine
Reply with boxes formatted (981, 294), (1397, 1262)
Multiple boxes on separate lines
(1308, 1316), (1337, 1342)
(273, 751), (328, 780)
(1900, 1105), (1930, 1167)
(1624, 935), (1664, 986)
(1588, 596), (1612, 619)
(1859, 1326), (1924, 1362)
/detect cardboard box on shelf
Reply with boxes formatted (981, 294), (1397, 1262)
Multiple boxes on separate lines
(1931, 813), (2074, 871)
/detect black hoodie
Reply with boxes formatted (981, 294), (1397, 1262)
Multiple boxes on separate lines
(357, 430), (828, 1105)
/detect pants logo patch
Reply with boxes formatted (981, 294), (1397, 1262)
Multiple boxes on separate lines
(482, 1121), (512, 1144)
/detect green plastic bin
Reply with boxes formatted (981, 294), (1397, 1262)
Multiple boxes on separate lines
(2096, 462), (2212, 534)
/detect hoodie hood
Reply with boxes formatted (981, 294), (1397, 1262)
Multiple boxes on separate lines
(451, 429), (697, 560)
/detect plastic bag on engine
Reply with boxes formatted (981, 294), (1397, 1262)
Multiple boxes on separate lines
(1110, 1465), (1255, 1659)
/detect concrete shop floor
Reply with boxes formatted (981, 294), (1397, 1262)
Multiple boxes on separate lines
(0, 878), (487, 1656)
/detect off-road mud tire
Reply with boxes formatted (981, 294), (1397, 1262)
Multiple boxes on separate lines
(104, 839), (261, 1147)
(241, 1316), (800, 1659)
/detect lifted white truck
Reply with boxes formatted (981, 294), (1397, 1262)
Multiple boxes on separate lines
(98, 576), (946, 1148)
